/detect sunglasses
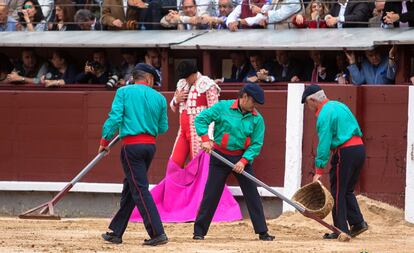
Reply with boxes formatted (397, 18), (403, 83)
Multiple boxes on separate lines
(218, 4), (230, 8)
(23, 4), (34, 9)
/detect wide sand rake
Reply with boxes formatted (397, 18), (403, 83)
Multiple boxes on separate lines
(211, 150), (351, 242)
(19, 136), (120, 220)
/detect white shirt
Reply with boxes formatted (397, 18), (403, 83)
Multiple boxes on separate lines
(337, 0), (348, 28)
(400, 1), (409, 27)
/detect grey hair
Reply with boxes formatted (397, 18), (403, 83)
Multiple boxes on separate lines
(307, 90), (327, 102)
(74, 9), (94, 23)
(132, 70), (151, 81)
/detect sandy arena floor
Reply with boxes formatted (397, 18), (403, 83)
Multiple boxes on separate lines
(1, 196), (413, 253)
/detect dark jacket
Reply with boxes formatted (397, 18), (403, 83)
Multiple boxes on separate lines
(302, 58), (338, 82)
(329, 0), (371, 27)
(75, 71), (110, 84)
(273, 59), (303, 82)
(223, 63), (251, 83)
(46, 64), (80, 84)
(382, 1), (414, 27)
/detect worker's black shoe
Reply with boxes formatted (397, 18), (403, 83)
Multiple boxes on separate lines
(259, 232), (275, 241)
(350, 221), (368, 238)
(193, 235), (205, 240)
(102, 232), (122, 244)
(142, 233), (168, 246)
(323, 233), (339, 239)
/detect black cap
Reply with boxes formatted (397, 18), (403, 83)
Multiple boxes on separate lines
(176, 60), (198, 79)
(301, 84), (322, 104)
(242, 82), (265, 105)
(134, 63), (161, 86)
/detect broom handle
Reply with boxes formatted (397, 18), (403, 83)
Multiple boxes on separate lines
(70, 135), (120, 185)
(211, 150), (347, 236)
(50, 135), (120, 205)
(210, 150), (305, 212)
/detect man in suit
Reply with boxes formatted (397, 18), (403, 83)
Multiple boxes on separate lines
(324, 0), (371, 28)
(303, 51), (337, 83)
(382, 0), (414, 27)
(218, 51), (250, 83)
(273, 50), (302, 82)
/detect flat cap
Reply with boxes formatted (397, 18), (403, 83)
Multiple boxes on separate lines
(301, 84), (322, 103)
(243, 82), (265, 105)
(135, 63), (161, 86)
(176, 60), (198, 79)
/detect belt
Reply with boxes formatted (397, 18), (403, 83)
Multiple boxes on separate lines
(213, 143), (244, 156)
(339, 136), (363, 149)
(122, 134), (155, 145)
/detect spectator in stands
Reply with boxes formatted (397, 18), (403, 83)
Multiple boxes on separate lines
(16, 0), (47, 31)
(119, 48), (138, 84)
(226, 0), (267, 31)
(50, 0), (80, 31)
(160, 0), (209, 30)
(101, 0), (127, 30)
(216, 0), (234, 27)
(6, 48), (48, 84)
(245, 52), (275, 83)
(216, 51), (250, 83)
(325, 0), (371, 28)
(369, 0), (384, 27)
(292, 0), (329, 28)
(334, 52), (350, 84)
(76, 59), (111, 84)
(0, 53), (13, 84)
(199, 0), (234, 29)
(382, 0), (414, 28)
(76, 50), (113, 85)
(0, 2), (17, 31)
(303, 50), (336, 82)
(255, 0), (303, 29)
(144, 48), (162, 84)
(74, 9), (101, 30)
(273, 50), (302, 82)
(345, 47), (396, 85)
(41, 50), (79, 87)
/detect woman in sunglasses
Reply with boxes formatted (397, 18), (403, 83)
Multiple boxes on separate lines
(17, 0), (47, 31)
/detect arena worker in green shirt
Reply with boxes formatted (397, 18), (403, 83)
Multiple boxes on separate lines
(192, 82), (275, 242)
(99, 63), (169, 247)
(302, 84), (368, 240)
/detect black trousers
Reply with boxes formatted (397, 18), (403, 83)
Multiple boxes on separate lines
(194, 150), (268, 236)
(330, 144), (366, 234)
(108, 144), (165, 239)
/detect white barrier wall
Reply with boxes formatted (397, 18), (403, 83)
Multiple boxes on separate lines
(283, 83), (305, 212)
(406, 86), (414, 224)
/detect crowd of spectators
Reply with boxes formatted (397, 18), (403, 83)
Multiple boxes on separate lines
(1, 0), (414, 32)
(214, 48), (403, 85)
(1, 47), (410, 87)
(0, 48), (163, 86)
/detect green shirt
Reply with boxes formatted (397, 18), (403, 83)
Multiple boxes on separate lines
(195, 99), (265, 163)
(101, 84), (168, 141)
(315, 100), (362, 168)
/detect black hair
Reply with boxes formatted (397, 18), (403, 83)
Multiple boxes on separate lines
(22, 0), (45, 23)
(176, 60), (198, 79)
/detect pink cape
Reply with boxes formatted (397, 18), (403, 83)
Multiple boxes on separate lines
(129, 151), (242, 222)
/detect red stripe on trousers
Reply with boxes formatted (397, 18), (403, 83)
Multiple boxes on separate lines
(123, 145), (156, 236)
